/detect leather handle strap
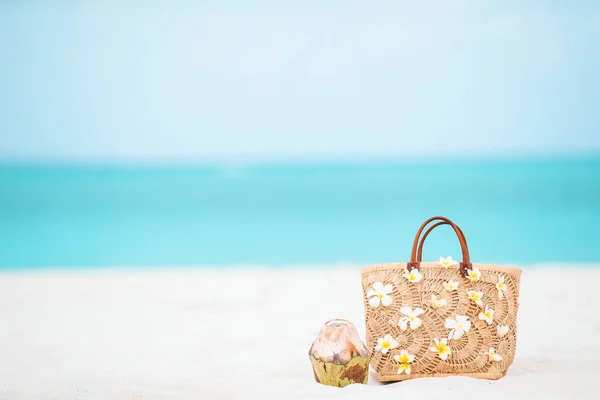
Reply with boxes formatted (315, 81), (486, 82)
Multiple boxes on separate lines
(407, 216), (472, 277)
(416, 221), (465, 262)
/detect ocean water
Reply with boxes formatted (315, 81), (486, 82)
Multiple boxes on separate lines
(0, 157), (599, 269)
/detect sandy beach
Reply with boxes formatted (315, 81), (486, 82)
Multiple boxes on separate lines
(0, 265), (598, 399)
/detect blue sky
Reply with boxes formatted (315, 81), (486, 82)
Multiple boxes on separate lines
(1, 1), (599, 162)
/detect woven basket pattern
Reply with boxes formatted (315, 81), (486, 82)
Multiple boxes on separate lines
(361, 262), (521, 381)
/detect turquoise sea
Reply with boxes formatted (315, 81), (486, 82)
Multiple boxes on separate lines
(0, 157), (599, 269)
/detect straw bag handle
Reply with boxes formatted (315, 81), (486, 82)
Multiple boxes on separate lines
(407, 216), (473, 277)
(417, 221), (465, 261)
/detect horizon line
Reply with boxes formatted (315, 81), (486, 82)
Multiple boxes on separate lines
(0, 149), (599, 168)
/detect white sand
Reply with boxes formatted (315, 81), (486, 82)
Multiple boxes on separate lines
(0, 265), (598, 399)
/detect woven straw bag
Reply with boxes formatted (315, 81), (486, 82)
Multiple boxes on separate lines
(361, 216), (522, 382)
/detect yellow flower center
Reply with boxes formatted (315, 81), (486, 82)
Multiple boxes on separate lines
(377, 293), (384, 299)
(409, 316), (415, 321)
(382, 341), (390, 348)
(398, 355), (410, 363)
(437, 344), (449, 354)
(469, 292), (481, 300)
(444, 282), (457, 290)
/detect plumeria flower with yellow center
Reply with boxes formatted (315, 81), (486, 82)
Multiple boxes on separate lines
(374, 334), (399, 354)
(443, 280), (459, 292)
(497, 325), (509, 337)
(437, 256), (458, 269)
(393, 350), (415, 375)
(466, 290), (484, 306)
(429, 338), (452, 360)
(431, 294), (447, 310)
(465, 266), (481, 282)
(366, 282), (394, 308)
(403, 267), (423, 283)
(496, 275), (507, 299)
(485, 347), (503, 362)
(445, 315), (471, 340)
(398, 306), (426, 330)
(478, 305), (495, 325)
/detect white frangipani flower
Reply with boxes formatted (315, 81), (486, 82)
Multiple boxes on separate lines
(393, 350), (415, 375)
(398, 306), (425, 330)
(478, 305), (495, 325)
(429, 338), (452, 360)
(366, 282), (394, 308)
(465, 266), (481, 282)
(403, 268), (423, 283)
(443, 280), (459, 292)
(437, 256), (458, 269)
(497, 325), (509, 337)
(496, 275), (507, 299)
(466, 290), (484, 306)
(431, 294), (447, 310)
(374, 334), (398, 354)
(485, 347), (503, 362)
(445, 315), (471, 340)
